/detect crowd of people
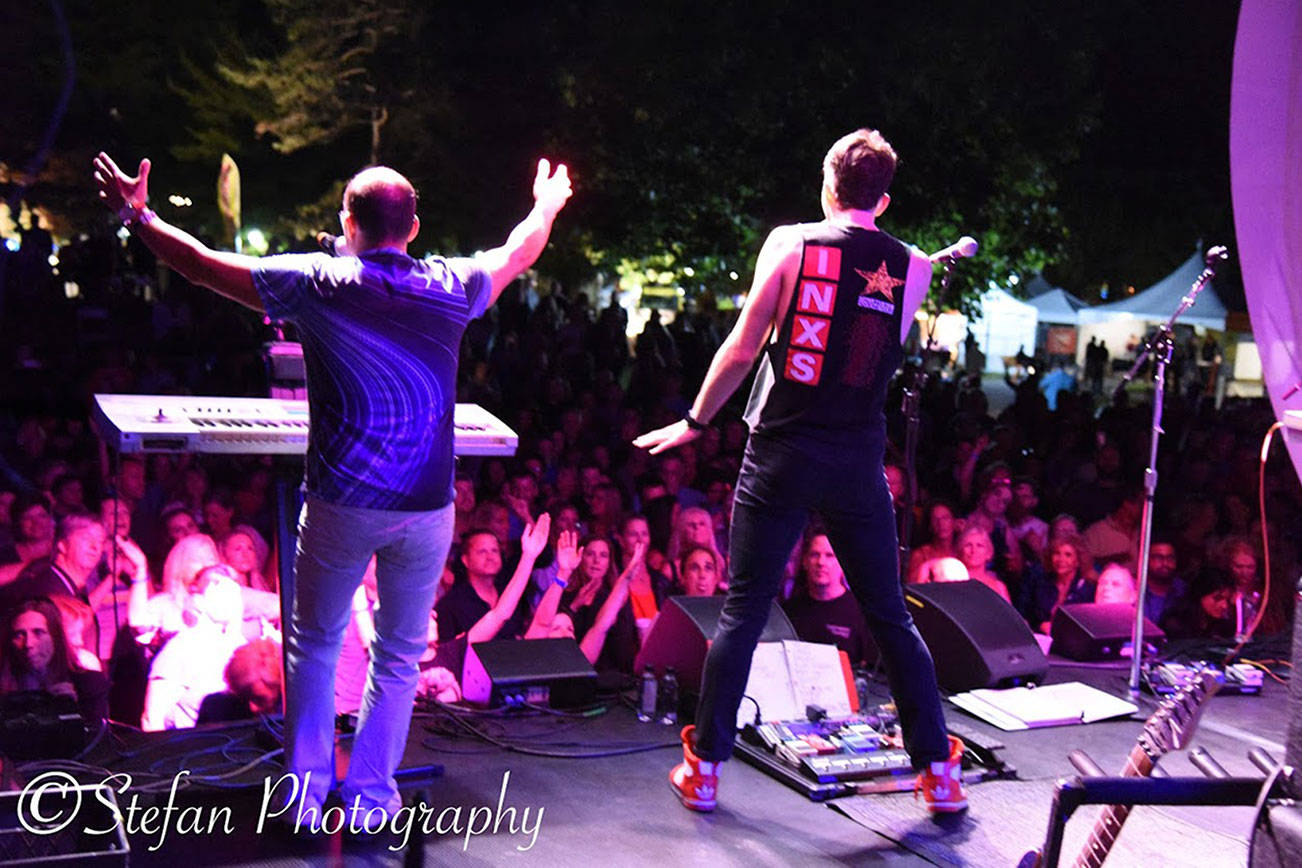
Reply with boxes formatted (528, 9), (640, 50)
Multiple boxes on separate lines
(0, 222), (1298, 732)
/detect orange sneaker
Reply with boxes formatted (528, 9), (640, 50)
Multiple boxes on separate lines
(915, 735), (968, 813)
(669, 725), (719, 812)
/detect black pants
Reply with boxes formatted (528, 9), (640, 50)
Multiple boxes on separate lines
(693, 431), (950, 768)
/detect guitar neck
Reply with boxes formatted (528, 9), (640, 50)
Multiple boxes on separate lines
(1072, 745), (1154, 868)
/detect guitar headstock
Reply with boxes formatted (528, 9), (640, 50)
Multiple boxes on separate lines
(1138, 667), (1222, 759)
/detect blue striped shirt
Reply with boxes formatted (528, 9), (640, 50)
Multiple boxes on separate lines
(253, 249), (491, 510)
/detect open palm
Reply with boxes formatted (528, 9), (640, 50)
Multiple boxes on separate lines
(93, 152), (150, 212)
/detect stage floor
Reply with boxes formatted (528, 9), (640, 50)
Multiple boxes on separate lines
(25, 657), (1287, 867)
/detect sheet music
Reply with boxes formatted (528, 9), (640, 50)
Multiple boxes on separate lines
(735, 640), (854, 728)
(738, 642), (798, 726)
(782, 640), (853, 718)
(950, 681), (1138, 731)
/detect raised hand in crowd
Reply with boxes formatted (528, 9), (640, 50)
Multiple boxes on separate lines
(519, 512), (552, 562)
(526, 529), (582, 639)
(554, 529), (582, 581)
(466, 513), (551, 644)
(111, 535), (152, 613)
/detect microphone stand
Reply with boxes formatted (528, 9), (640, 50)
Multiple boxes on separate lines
(899, 257), (959, 581)
(1120, 245), (1228, 697)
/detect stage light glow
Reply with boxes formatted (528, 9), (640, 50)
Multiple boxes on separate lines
(729, 271), (739, 280)
(1008, 274), (1020, 285)
(683, 267), (695, 277)
(64, 281), (80, 298)
(116, 227), (130, 241)
(47, 254), (59, 267)
(167, 195), (193, 207)
(245, 228), (269, 255)
(4, 238), (18, 252)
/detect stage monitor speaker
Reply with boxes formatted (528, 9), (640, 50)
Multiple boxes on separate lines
(1286, 578), (1302, 770)
(904, 580), (1048, 692)
(634, 595), (797, 691)
(462, 638), (597, 708)
(1051, 603), (1164, 661)
(1251, 578), (1302, 867)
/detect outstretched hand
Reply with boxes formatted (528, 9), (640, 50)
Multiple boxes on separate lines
(533, 158), (572, 218)
(554, 529), (582, 576)
(520, 513), (552, 560)
(93, 152), (150, 212)
(113, 535), (148, 574)
(632, 419), (700, 455)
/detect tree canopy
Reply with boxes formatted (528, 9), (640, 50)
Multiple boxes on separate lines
(3, 0), (1241, 308)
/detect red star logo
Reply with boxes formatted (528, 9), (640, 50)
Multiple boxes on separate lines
(855, 262), (905, 303)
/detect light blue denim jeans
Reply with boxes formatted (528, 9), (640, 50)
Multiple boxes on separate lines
(285, 495), (454, 814)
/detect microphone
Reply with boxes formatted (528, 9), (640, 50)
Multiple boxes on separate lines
(929, 236), (979, 263)
(316, 231), (339, 255)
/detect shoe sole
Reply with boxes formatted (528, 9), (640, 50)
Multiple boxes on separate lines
(927, 800), (969, 813)
(669, 778), (716, 812)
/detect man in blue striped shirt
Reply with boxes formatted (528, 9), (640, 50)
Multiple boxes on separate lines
(95, 151), (572, 822)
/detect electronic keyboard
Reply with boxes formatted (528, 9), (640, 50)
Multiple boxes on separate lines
(92, 394), (518, 457)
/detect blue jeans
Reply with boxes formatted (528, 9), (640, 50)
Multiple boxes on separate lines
(693, 432), (950, 768)
(285, 495), (454, 813)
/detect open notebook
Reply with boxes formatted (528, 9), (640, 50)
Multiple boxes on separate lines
(737, 640), (857, 727)
(949, 682), (1138, 731)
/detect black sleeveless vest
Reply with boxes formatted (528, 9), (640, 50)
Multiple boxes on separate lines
(743, 221), (909, 444)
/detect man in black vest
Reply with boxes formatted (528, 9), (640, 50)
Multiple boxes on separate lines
(636, 128), (964, 814)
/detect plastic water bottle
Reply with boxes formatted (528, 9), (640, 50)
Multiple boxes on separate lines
(637, 665), (657, 722)
(658, 667), (679, 725)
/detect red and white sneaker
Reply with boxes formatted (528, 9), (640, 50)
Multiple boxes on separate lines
(915, 735), (968, 813)
(670, 725), (719, 812)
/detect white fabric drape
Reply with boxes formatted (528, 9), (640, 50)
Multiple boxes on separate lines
(1230, 0), (1302, 482)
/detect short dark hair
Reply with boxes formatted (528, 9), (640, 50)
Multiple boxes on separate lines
(10, 492), (50, 527)
(823, 129), (898, 209)
(55, 511), (102, 544)
(460, 527), (498, 548)
(344, 167), (417, 245)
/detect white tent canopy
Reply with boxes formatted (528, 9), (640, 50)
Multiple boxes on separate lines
(1027, 286), (1090, 325)
(965, 287), (1039, 373)
(1076, 248), (1227, 330)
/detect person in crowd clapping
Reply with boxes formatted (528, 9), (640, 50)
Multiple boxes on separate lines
(129, 533), (220, 644)
(527, 532), (644, 669)
(142, 565), (247, 730)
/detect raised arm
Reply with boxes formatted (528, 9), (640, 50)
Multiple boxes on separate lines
(466, 513), (551, 643)
(474, 159), (573, 307)
(93, 153), (264, 311)
(111, 535), (157, 629)
(632, 225), (800, 455)
(524, 529), (581, 639)
(899, 247), (934, 344)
